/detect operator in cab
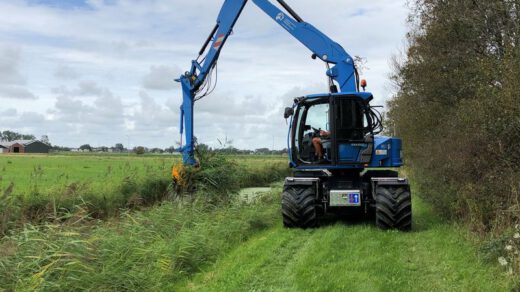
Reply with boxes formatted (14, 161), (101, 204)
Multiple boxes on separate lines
(312, 130), (330, 161)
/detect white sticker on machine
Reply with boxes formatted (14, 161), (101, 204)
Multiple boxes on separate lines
(213, 34), (226, 49)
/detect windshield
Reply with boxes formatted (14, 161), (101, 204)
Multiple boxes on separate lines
(306, 103), (329, 132)
(291, 100), (330, 164)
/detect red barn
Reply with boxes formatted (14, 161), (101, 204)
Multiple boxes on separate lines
(0, 140), (50, 154)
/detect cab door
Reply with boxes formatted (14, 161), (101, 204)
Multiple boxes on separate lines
(331, 95), (373, 165)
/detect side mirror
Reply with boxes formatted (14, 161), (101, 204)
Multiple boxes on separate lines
(284, 107), (294, 119)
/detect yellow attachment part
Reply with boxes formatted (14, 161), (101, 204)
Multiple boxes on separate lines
(172, 164), (183, 182)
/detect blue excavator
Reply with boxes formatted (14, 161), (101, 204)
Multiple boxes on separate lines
(176, 0), (412, 230)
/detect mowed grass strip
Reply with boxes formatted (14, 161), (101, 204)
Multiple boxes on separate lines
(179, 196), (517, 292)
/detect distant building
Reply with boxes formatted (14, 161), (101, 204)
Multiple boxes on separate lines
(0, 140), (51, 154)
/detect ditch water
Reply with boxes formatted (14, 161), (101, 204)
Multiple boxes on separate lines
(239, 187), (272, 202)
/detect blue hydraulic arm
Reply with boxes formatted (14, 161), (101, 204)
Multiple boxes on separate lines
(177, 0), (359, 166)
(176, 0), (248, 165)
(252, 0), (358, 92)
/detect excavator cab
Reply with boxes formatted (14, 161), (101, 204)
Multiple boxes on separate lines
(287, 92), (379, 168)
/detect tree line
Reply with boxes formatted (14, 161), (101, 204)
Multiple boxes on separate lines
(0, 131), (36, 142)
(0, 130), (286, 155)
(388, 0), (520, 233)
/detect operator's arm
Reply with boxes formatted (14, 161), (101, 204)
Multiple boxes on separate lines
(320, 130), (330, 138)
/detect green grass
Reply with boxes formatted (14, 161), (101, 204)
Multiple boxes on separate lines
(0, 185), (282, 291)
(1, 184), (518, 291)
(178, 195), (518, 291)
(1, 155), (517, 290)
(0, 154), (163, 194)
(0, 153), (289, 234)
(0, 154), (287, 196)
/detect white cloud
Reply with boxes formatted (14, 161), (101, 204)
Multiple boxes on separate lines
(2, 108), (17, 117)
(0, 0), (408, 148)
(0, 46), (38, 100)
(142, 65), (182, 90)
(53, 81), (105, 97)
(54, 65), (80, 80)
(0, 46), (25, 85)
(0, 85), (38, 100)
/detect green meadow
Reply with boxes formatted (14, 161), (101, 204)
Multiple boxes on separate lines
(0, 153), (289, 234)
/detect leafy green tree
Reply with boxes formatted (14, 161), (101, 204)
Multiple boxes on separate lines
(114, 143), (124, 152)
(255, 148), (270, 155)
(388, 0), (520, 232)
(150, 148), (164, 154)
(135, 146), (145, 155)
(79, 144), (92, 152)
(196, 143), (211, 152)
(165, 146), (176, 154)
(1, 131), (36, 142)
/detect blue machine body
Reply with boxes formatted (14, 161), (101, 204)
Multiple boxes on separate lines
(285, 92), (403, 170)
(177, 0), (403, 170)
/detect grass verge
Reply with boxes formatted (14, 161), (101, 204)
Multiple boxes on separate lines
(178, 194), (519, 291)
(0, 186), (282, 291)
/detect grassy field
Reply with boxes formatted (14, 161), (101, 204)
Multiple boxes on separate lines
(0, 153), (287, 196)
(0, 154), (170, 195)
(0, 183), (284, 291)
(0, 153), (289, 234)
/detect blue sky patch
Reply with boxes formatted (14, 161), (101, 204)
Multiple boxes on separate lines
(350, 8), (368, 17)
(26, 0), (92, 10)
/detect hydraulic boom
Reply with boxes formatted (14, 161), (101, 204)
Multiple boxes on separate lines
(177, 0), (358, 165)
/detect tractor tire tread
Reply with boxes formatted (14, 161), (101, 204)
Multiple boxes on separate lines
(281, 186), (317, 229)
(375, 186), (412, 231)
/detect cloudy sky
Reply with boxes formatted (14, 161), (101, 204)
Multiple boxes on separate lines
(0, 0), (408, 150)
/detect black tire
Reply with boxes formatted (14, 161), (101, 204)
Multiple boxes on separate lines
(375, 186), (412, 231)
(282, 186), (317, 228)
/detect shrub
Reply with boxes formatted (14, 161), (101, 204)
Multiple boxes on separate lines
(135, 146), (145, 155)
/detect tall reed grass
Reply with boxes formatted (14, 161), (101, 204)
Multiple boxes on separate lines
(0, 183), (282, 290)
